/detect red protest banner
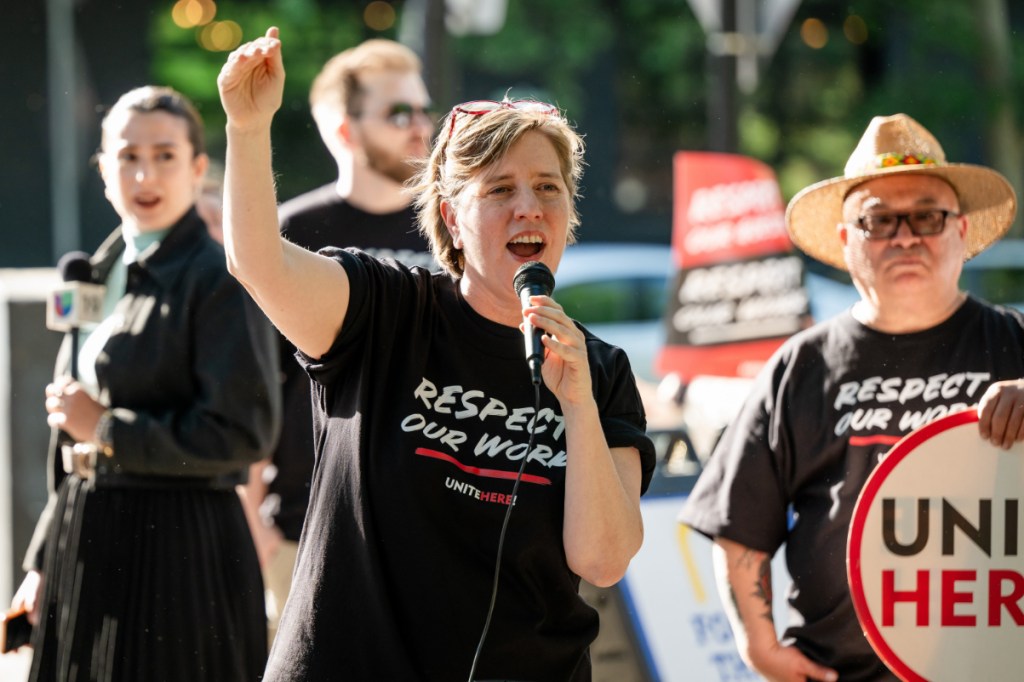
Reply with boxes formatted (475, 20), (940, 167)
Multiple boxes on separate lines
(657, 152), (809, 381)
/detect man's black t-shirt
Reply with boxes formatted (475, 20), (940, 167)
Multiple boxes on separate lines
(264, 249), (656, 681)
(267, 184), (435, 540)
(681, 297), (1024, 681)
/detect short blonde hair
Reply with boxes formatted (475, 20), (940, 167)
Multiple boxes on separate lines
(309, 39), (422, 120)
(412, 103), (585, 277)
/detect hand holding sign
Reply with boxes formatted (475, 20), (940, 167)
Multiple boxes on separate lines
(977, 379), (1024, 449)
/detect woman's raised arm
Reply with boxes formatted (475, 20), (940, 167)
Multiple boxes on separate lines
(218, 27), (348, 359)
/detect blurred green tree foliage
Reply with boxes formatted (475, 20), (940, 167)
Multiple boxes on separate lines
(149, 0), (1022, 233)
(152, 0), (369, 199)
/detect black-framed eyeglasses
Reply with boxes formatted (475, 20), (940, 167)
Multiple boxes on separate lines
(854, 209), (959, 240)
(362, 103), (436, 129)
(447, 99), (559, 136)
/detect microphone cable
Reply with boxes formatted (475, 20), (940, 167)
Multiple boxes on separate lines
(466, 379), (542, 682)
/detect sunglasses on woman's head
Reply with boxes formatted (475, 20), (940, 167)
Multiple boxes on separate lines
(447, 100), (559, 136)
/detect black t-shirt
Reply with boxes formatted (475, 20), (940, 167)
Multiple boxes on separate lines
(264, 249), (655, 681)
(680, 297), (1024, 682)
(267, 185), (435, 539)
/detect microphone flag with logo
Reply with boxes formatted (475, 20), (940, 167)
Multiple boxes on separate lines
(47, 251), (106, 379)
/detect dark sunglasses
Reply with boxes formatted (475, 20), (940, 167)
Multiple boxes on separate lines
(854, 209), (959, 240)
(447, 99), (559, 136)
(367, 103), (436, 129)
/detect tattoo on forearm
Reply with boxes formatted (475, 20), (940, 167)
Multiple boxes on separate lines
(734, 549), (774, 622)
(755, 556), (773, 621)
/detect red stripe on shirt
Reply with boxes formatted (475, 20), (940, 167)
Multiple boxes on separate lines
(848, 434), (901, 446)
(415, 447), (552, 486)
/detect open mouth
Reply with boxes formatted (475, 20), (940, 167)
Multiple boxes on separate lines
(507, 234), (544, 258)
(135, 196), (161, 210)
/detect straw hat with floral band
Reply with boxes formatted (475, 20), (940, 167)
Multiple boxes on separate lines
(785, 113), (1017, 271)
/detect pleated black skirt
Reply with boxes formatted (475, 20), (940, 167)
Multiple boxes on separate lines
(29, 474), (267, 682)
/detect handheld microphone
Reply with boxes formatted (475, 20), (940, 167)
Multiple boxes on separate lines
(47, 251), (105, 379)
(512, 261), (555, 386)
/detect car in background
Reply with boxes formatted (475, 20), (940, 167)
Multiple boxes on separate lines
(555, 242), (673, 383)
(961, 238), (1024, 310)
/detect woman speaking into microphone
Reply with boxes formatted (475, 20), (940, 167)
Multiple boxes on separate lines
(218, 27), (654, 682)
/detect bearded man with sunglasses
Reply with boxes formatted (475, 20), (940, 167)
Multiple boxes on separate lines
(240, 38), (438, 646)
(681, 114), (1024, 682)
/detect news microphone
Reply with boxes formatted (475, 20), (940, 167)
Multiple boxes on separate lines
(47, 251), (105, 379)
(512, 261), (556, 386)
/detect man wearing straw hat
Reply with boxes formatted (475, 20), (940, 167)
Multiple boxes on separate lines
(680, 114), (1024, 681)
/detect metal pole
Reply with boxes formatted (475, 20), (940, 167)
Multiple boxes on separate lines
(399, 0), (450, 106)
(47, 0), (80, 262)
(708, 0), (738, 152)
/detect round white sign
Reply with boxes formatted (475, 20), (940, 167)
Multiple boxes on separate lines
(848, 409), (1024, 682)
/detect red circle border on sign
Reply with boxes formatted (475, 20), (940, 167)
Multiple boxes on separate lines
(847, 408), (981, 682)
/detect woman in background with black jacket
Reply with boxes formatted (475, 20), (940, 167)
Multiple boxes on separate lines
(10, 85), (280, 682)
